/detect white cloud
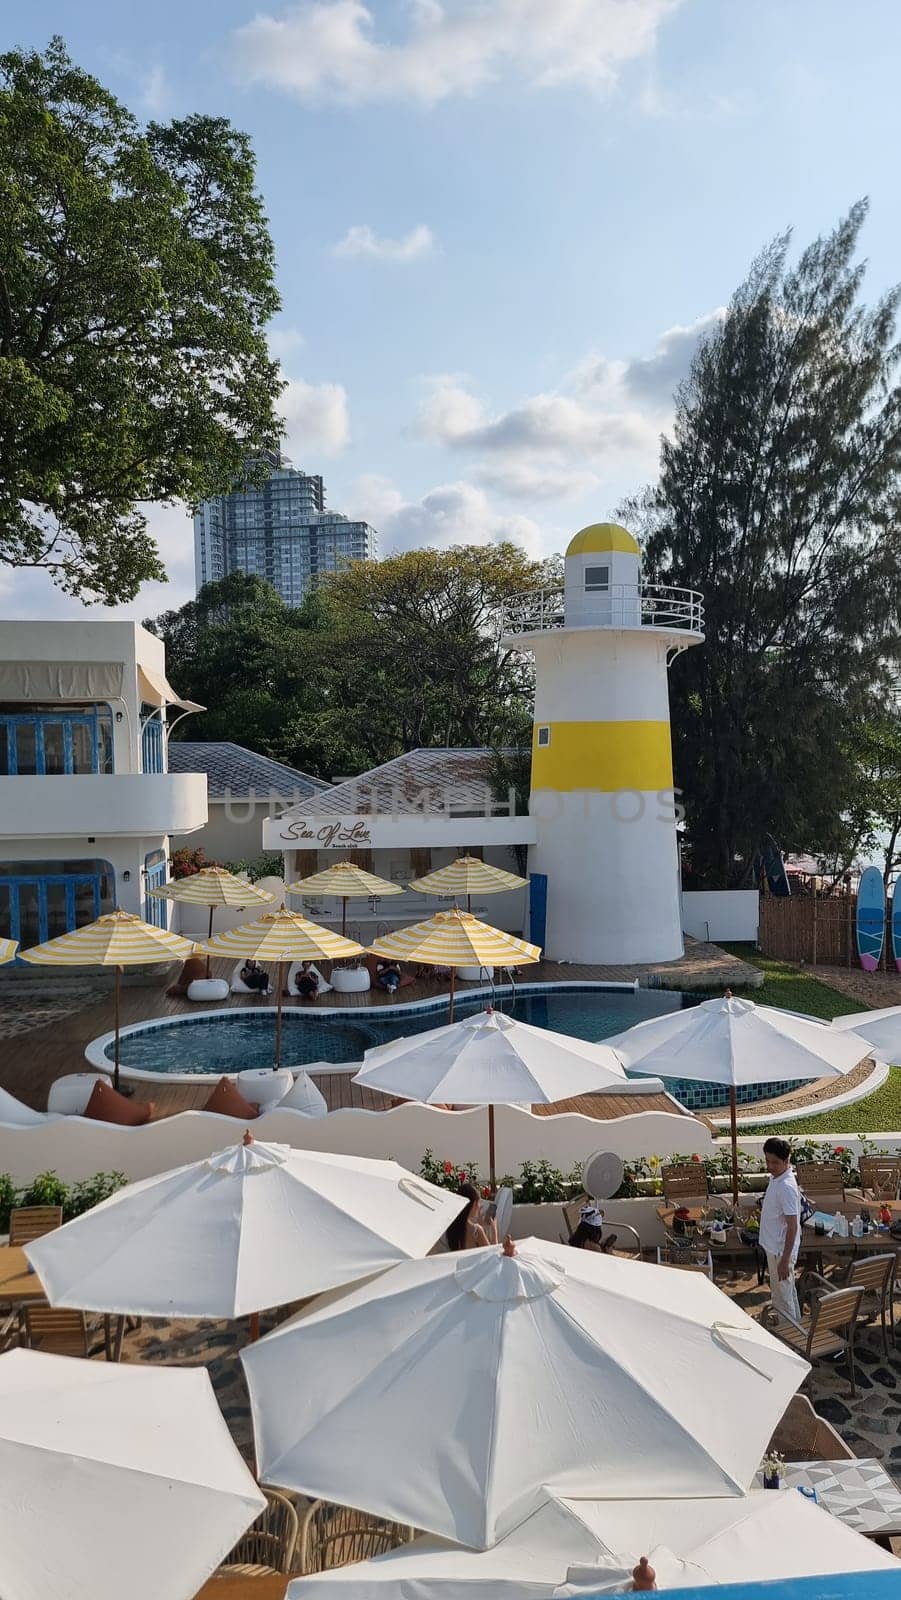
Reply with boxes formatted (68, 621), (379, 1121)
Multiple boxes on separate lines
(138, 64), (170, 115)
(232, 0), (680, 106)
(280, 376), (350, 457)
(415, 378), (657, 460)
(0, 502), (196, 622)
(349, 473), (546, 556)
(576, 308), (726, 406)
(333, 223), (437, 262)
(267, 324), (306, 362)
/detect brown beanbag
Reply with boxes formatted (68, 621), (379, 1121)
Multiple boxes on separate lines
(203, 1076), (259, 1119)
(83, 1079), (155, 1127)
(167, 955), (208, 997)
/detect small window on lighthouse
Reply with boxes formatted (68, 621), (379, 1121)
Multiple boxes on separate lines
(537, 726), (551, 747)
(585, 565), (610, 592)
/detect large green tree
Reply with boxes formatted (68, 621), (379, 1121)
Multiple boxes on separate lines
(149, 544), (550, 778)
(624, 203), (901, 886)
(0, 38), (282, 602)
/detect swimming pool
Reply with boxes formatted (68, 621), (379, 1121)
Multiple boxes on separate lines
(89, 987), (805, 1111)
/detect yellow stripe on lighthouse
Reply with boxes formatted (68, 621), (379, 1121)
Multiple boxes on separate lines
(531, 720), (673, 792)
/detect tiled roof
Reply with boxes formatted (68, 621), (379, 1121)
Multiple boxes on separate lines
(168, 742), (329, 800)
(283, 748), (513, 818)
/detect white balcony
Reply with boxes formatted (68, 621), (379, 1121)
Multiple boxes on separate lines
(499, 583), (704, 641)
(0, 774), (208, 840)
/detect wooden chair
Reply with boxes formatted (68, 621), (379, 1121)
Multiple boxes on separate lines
(657, 1243), (714, 1280)
(801, 1252), (896, 1357)
(768, 1394), (856, 1462)
(795, 1162), (845, 1211)
(298, 1501), (412, 1575)
(8, 1206), (63, 1246)
(661, 1164), (709, 1207)
(858, 1157), (901, 1203)
(762, 1285), (865, 1396)
(222, 1490), (299, 1575)
(23, 1306), (91, 1357)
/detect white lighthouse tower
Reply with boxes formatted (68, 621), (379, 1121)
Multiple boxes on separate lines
(500, 523), (704, 965)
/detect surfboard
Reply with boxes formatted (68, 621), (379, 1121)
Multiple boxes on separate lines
(891, 881), (901, 974)
(761, 834), (791, 897)
(856, 866), (886, 972)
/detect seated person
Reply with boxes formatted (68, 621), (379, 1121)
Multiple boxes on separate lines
(294, 962), (319, 1001)
(568, 1202), (617, 1253)
(376, 960), (402, 994)
(240, 959), (270, 994)
(445, 1183), (499, 1252)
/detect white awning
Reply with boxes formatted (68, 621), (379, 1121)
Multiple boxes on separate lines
(0, 660), (125, 702)
(138, 665), (205, 714)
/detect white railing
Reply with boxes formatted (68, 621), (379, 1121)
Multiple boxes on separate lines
(499, 583), (705, 637)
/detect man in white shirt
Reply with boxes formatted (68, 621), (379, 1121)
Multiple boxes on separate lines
(760, 1135), (801, 1320)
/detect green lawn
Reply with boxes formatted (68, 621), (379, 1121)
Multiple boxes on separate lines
(719, 945), (901, 1135)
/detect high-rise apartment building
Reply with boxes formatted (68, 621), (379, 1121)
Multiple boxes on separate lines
(193, 452), (377, 605)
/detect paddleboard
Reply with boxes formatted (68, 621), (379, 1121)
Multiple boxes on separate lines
(856, 866), (886, 972)
(761, 834), (791, 897)
(892, 881), (901, 974)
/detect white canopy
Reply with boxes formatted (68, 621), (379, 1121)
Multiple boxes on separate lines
(353, 1008), (627, 1104)
(241, 1238), (807, 1549)
(609, 995), (870, 1085)
(832, 1004), (901, 1062)
(26, 1140), (465, 1319)
(285, 1486), (894, 1597)
(0, 1349), (265, 1600)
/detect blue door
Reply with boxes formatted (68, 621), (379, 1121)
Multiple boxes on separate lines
(141, 717), (165, 774)
(529, 872), (548, 951)
(143, 850), (168, 928)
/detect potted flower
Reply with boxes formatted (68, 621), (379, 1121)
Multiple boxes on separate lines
(762, 1450), (784, 1490)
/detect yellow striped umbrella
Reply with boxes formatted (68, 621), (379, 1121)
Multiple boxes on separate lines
(286, 860), (405, 936)
(203, 909), (365, 1067)
(367, 908), (540, 1022)
(150, 866), (274, 974)
(409, 855), (528, 912)
(0, 938), (18, 965)
(20, 911), (198, 1090)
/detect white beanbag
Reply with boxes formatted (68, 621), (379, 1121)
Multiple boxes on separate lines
(279, 1070), (329, 1117)
(47, 1073), (109, 1116)
(237, 1068), (294, 1108)
(285, 961), (333, 997)
(331, 966), (370, 993)
(187, 977), (230, 1002)
(230, 960), (271, 996)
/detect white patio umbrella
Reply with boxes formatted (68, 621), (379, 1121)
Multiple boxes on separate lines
(609, 993), (872, 1203)
(286, 1485), (895, 1598)
(26, 1138), (466, 1330)
(0, 1348), (265, 1600)
(353, 1007), (626, 1187)
(241, 1237), (807, 1550)
(832, 1003), (901, 1062)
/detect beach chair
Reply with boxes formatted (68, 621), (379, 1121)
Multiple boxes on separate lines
(762, 1285), (865, 1396)
(298, 1500), (413, 1575)
(8, 1205), (62, 1246)
(661, 1164), (709, 1207)
(768, 1394), (856, 1462)
(858, 1156), (901, 1203)
(801, 1252), (895, 1356)
(221, 1489), (299, 1575)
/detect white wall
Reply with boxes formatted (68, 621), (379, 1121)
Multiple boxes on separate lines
(0, 774), (207, 840)
(177, 801), (271, 865)
(682, 891), (759, 944)
(0, 1100), (712, 1187)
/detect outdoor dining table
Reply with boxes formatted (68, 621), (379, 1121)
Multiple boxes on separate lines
(756, 1459), (901, 1546)
(0, 1244), (126, 1357)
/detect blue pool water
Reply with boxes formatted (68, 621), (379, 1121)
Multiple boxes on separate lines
(104, 987), (804, 1111)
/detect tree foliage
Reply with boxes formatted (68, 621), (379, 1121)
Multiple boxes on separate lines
(624, 203), (901, 886)
(148, 544), (548, 778)
(0, 38), (282, 602)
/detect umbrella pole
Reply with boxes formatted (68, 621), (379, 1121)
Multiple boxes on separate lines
(730, 1085), (740, 1208)
(249, 1312), (260, 1342)
(113, 965), (122, 1093)
(448, 966), (456, 1024)
(488, 1104), (496, 1195)
(206, 906), (214, 978)
(342, 899), (347, 938)
(274, 963), (284, 1070)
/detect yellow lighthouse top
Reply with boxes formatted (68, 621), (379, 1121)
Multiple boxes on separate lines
(566, 522), (639, 557)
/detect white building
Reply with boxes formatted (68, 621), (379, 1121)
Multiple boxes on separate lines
(193, 451), (377, 606)
(501, 523), (704, 965)
(264, 749), (535, 938)
(167, 741), (328, 864)
(0, 621), (207, 949)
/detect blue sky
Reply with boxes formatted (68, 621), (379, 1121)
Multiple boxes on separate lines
(5, 0), (901, 620)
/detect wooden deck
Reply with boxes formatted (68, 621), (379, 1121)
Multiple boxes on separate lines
(0, 937), (761, 1118)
